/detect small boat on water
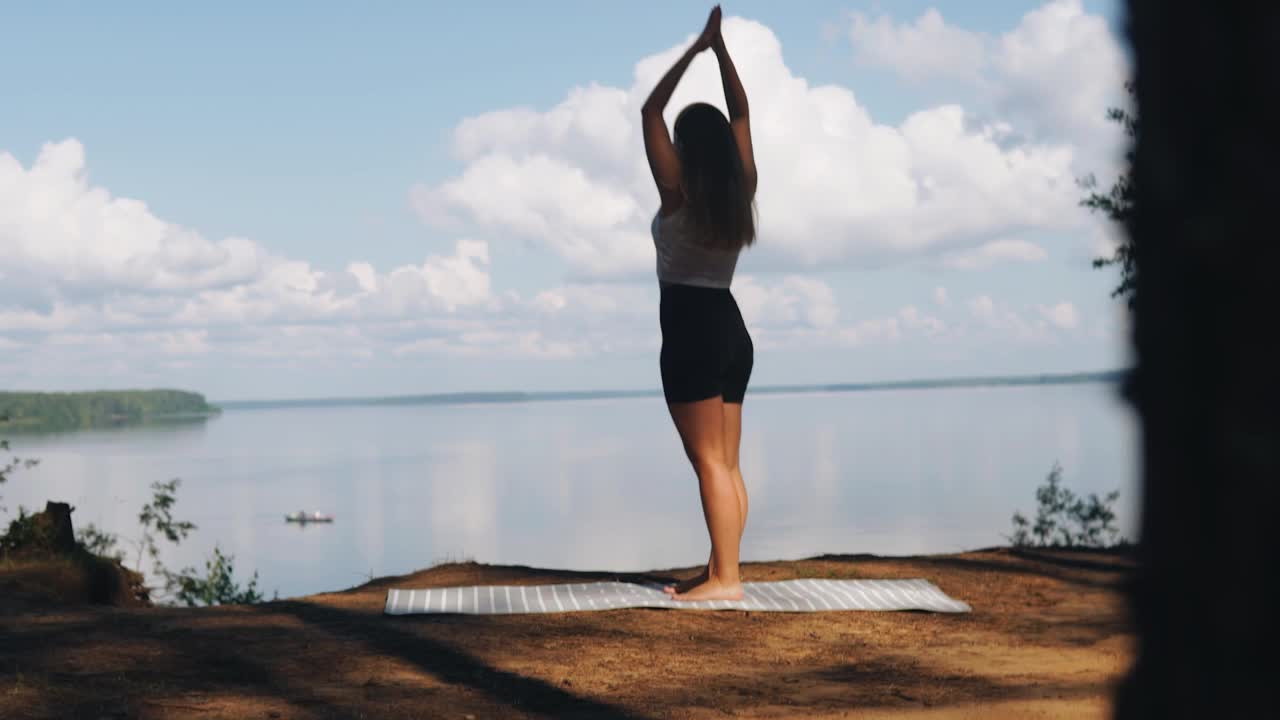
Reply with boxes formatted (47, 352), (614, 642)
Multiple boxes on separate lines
(285, 510), (334, 524)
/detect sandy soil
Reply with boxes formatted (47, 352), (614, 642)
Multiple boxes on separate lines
(1, 547), (1133, 719)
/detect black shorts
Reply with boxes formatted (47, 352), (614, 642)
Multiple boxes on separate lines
(659, 283), (754, 404)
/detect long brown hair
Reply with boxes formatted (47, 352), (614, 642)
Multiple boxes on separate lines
(674, 102), (756, 250)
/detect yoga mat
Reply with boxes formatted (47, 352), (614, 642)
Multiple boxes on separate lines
(385, 578), (970, 615)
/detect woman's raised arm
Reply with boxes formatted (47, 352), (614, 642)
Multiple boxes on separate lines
(712, 29), (756, 195)
(641, 7), (721, 207)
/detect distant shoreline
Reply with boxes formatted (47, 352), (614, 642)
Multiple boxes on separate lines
(0, 389), (219, 433)
(216, 369), (1127, 412)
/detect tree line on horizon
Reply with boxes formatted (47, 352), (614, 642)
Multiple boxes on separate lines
(0, 390), (218, 432)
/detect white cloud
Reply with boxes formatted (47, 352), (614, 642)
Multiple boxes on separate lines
(1039, 301), (1080, 330)
(969, 294), (997, 322)
(347, 262), (379, 293)
(156, 330), (210, 356)
(934, 286), (950, 307)
(0, 139), (496, 335)
(835, 315), (911, 347)
(735, 275), (840, 330)
(528, 283), (652, 326)
(0, 140), (509, 370)
(898, 305), (945, 335)
(843, 0), (1129, 172)
(0, 140), (268, 301)
(160, 238), (494, 329)
(967, 293), (1071, 342)
(847, 8), (987, 82)
(712, 278), (957, 350)
(993, 0), (1130, 153)
(411, 153), (649, 276)
(942, 238), (1048, 269)
(412, 16), (1079, 277)
(385, 239), (492, 313)
(0, 303), (84, 333)
(395, 330), (586, 360)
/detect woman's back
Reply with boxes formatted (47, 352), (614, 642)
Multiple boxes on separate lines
(652, 205), (742, 289)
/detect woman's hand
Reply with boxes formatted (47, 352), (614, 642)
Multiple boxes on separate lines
(693, 5), (722, 53)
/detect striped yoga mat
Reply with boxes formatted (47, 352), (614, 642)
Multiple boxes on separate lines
(384, 578), (970, 615)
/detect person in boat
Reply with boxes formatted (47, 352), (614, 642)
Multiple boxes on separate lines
(641, 5), (756, 602)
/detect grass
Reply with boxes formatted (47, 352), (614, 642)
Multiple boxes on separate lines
(0, 550), (146, 606)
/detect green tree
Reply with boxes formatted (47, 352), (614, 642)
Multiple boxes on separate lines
(0, 389), (218, 432)
(1078, 82), (1137, 308)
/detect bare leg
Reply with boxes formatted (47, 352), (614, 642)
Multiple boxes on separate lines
(662, 397), (744, 601)
(666, 401), (747, 594)
(725, 401), (748, 546)
(682, 454), (742, 599)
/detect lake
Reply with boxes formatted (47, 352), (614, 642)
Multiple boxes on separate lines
(4, 382), (1138, 600)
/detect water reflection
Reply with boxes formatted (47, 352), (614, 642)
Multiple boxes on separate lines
(1, 413), (215, 437)
(429, 441), (499, 563)
(6, 384), (1136, 599)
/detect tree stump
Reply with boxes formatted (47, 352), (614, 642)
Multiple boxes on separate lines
(40, 501), (78, 553)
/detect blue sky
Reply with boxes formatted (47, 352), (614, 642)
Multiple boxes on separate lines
(1, 1), (1129, 401)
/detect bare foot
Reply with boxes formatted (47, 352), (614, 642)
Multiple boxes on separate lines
(671, 577), (743, 602)
(662, 565), (709, 595)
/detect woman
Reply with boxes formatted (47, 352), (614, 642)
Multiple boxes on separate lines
(641, 5), (757, 602)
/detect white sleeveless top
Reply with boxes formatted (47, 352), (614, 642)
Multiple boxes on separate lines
(651, 206), (741, 289)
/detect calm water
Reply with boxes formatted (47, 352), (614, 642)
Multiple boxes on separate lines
(5, 383), (1138, 599)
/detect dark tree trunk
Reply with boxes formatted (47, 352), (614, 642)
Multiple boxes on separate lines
(1117, 2), (1280, 717)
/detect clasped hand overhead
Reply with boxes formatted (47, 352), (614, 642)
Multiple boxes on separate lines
(692, 5), (723, 54)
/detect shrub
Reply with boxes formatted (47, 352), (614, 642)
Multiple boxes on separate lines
(167, 545), (265, 607)
(1007, 462), (1126, 548)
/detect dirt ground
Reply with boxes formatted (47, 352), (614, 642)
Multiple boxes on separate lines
(1, 547), (1133, 719)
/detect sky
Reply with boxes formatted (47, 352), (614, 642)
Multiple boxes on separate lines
(0, 0), (1132, 402)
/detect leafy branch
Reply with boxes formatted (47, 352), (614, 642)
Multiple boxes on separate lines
(1078, 81), (1138, 308)
(1, 439), (40, 515)
(133, 478), (196, 576)
(79, 478), (265, 606)
(1007, 462), (1126, 548)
